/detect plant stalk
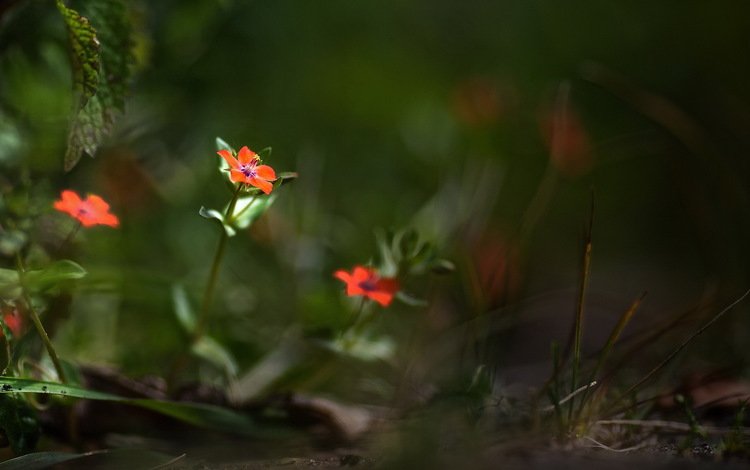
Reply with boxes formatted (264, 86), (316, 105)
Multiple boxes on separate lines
(191, 184), (243, 344)
(16, 256), (67, 383)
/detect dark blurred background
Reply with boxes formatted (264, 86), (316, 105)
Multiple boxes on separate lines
(2, 0), (750, 399)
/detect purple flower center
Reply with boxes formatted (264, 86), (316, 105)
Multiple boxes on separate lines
(239, 161), (258, 178)
(358, 278), (378, 292)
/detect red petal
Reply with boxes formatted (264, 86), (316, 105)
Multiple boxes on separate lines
(351, 266), (373, 283)
(376, 278), (400, 294)
(230, 169), (248, 183)
(334, 270), (352, 283)
(217, 150), (240, 169)
(99, 213), (120, 227)
(86, 194), (111, 213)
(237, 146), (257, 165)
(54, 190), (82, 213)
(249, 177), (273, 195)
(255, 165), (276, 180)
(367, 290), (394, 307)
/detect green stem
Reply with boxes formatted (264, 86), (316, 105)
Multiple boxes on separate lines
(16, 256), (66, 383)
(191, 184), (243, 344)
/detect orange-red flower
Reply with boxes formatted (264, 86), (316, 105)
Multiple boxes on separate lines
(1, 306), (23, 338)
(217, 146), (277, 195)
(53, 190), (119, 228)
(334, 266), (400, 307)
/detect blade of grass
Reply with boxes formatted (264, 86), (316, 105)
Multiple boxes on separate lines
(568, 191), (594, 425)
(605, 288), (750, 416)
(574, 292), (646, 422)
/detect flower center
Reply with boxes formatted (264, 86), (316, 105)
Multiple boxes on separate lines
(239, 162), (257, 178)
(358, 277), (379, 292)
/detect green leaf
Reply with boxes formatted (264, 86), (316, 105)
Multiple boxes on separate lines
(375, 229), (398, 277)
(192, 336), (238, 378)
(0, 451), (83, 470)
(395, 291), (428, 307)
(55, 0), (100, 106)
(215, 137), (236, 154)
(59, 0), (133, 171)
(326, 334), (396, 362)
(228, 193), (277, 232)
(128, 398), (260, 437)
(430, 258), (455, 274)
(0, 449), (182, 470)
(24, 260), (87, 293)
(0, 377), (266, 437)
(171, 284), (195, 333)
(0, 269), (21, 300)
(198, 206), (236, 237)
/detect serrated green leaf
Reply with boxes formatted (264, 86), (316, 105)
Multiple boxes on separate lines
(60, 0), (133, 171)
(192, 336), (238, 378)
(24, 260), (86, 293)
(56, 0), (100, 105)
(171, 284), (195, 333)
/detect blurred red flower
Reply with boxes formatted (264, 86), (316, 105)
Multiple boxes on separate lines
(334, 266), (399, 307)
(53, 190), (119, 228)
(1, 306), (23, 338)
(217, 146), (277, 194)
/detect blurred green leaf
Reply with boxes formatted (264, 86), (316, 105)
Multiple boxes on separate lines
(228, 193), (277, 232)
(199, 206), (236, 237)
(192, 335), (238, 378)
(326, 334), (396, 362)
(0, 269), (21, 300)
(24, 260), (86, 293)
(256, 146), (272, 160)
(171, 284), (195, 333)
(430, 258), (455, 274)
(0, 377), (265, 437)
(0, 451), (83, 470)
(215, 136), (236, 154)
(395, 291), (428, 307)
(0, 449), (182, 470)
(0, 231), (27, 257)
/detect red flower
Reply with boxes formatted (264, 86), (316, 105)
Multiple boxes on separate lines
(334, 266), (400, 307)
(53, 190), (119, 228)
(1, 306), (23, 338)
(217, 146), (277, 195)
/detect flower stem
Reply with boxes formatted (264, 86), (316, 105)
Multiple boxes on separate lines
(16, 256), (67, 383)
(56, 222), (81, 255)
(191, 184), (243, 344)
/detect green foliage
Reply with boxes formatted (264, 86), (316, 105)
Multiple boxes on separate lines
(0, 377), (267, 437)
(0, 261), (86, 301)
(56, 0), (133, 171)
(0, 395), (40, 456)
(0, 449), (180, 470)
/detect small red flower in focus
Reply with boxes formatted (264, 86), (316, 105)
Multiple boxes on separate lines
(217, 146), (277, 195)
(53, 190), (119, 228)
(334, 266), (400, 307)
(1, 306), (23, 338)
